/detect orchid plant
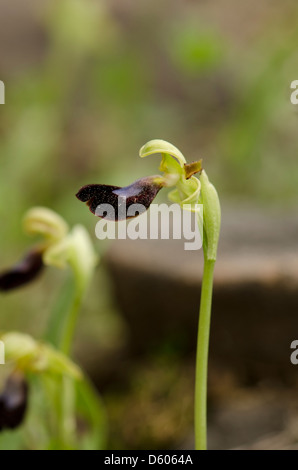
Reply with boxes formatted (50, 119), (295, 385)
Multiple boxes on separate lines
(0, 207), (106, 449)
(76, 139), (221, 450)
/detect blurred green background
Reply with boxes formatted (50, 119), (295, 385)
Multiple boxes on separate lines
(1, 0), (298, 450)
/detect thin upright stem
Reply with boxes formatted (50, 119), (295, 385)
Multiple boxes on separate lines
(195, 258), (215, 450)
(60, 286), (84, 356)
(44, 276), (75, 348)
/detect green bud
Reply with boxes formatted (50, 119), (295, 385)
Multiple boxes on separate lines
(199, 170), (221, 261)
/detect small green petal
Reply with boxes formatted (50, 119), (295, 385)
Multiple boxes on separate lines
(67, 225), (98, 290)
(159, 154), (183, 176)
(1, 332), (82, 379)
(23, 207), (69, 242)
(170, 176), (200, 209)
(43, 237), (70, 269)
(168, 188), (181, 204)
(177, 175), (201, 200)
(43, 225), (98, 290)
(139, 139), (186, 167)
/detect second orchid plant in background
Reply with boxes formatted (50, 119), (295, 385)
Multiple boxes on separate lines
(0, 207), (106, 450)
(76, 139), (221, 450)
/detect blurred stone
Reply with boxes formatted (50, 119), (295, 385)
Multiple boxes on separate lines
(104, 204), (298, 383)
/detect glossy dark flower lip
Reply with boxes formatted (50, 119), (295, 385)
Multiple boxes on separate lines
(0, 248), (44, 292)
(76, 176), (165, 221)
(0, 374), (28, 431)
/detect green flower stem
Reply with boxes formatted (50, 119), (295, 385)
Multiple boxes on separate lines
(51, 282), (85, 448)
(44, 275), (84, 356)
(60, 285), (85, 356)
(195, 257), (215, 450)
(44, 276), (75, 348)
(58, 376), (76, 449)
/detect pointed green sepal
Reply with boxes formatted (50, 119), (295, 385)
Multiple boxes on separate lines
(199, 170), (221, 261)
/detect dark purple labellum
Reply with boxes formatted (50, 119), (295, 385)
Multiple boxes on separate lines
(0, 248), (44, 292)
(0, 374), (28, 431)
(76, 176), (164, 221)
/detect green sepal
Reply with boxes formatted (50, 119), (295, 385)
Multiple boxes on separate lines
(199, 170), (221, 261)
